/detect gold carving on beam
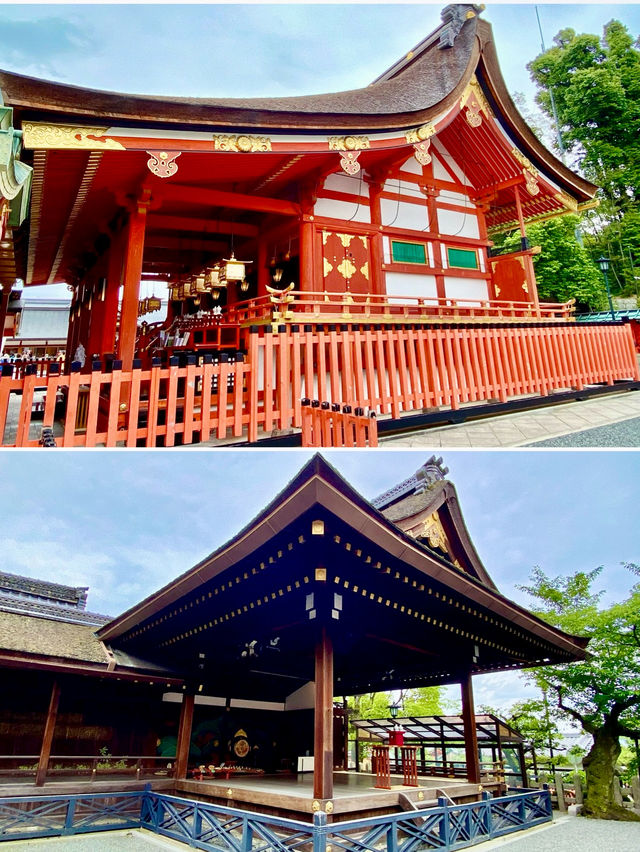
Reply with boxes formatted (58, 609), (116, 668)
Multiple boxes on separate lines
(21, 122), (125, 150)
(413, 140), (432, 166)
(339, 151), (361, 175)
(460, 76), (492, 128)
(524, 170), (540, 196)
(312, 801), (321, 812)
(213, 134), (272, 152)
(146, 150), (181, 178)
(405, 123), (435, 144)
(511, 147), (537, 174)
(555, 191), (579, 212)
(325, 802), (334, 814)
(328, 135), (370, 151)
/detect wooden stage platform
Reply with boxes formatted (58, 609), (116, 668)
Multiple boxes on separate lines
(176, 771), (489, 820)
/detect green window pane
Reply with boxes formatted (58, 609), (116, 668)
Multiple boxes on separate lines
(447, 247), (478, 269)
(391, 241), (427, 264)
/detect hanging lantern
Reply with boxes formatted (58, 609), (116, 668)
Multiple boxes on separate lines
(148, 296), (162, 312)
(194, 274), (208, 294)
(205, 266), (221, 288)
(271, 264), (284, 284)
(240, 279), (249, 293)
(223, 252), (252, 282)
(212, 287), (221, 302)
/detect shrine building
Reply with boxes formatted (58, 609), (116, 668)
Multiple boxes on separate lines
(0, 455), (588, 824)
(0, 4), (637, 447)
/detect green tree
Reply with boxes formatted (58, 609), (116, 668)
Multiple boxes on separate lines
(507, 697), (565, 770)
(497, 215), (607, 311)
(518, 565), (640, 820)
(528, 20), (640, 291)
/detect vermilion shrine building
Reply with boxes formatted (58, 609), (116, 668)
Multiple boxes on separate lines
(0, 456), (588, 820)
(0, 4), (637, 447)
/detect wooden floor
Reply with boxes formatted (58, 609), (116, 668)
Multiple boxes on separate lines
(177, 771), (485, 817)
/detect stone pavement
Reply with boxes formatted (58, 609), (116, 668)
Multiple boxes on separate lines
(381, 389), (640, 448)
(476, 814), (640, 852)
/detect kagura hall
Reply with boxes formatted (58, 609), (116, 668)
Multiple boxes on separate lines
(0, 456), (587, 849)
(0, 4), (638, 447)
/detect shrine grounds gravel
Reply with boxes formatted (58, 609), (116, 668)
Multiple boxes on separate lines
(477, 814), (640, 852)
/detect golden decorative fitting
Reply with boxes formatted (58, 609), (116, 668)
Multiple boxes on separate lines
(555, 191), (579, 212)
(226, 788), (233, 797)
(360, 261), (369, 281)
(325, 801), (334, 814)
(312, 801), (321, 812)
(405, 123), (435, 144)
(323, 257), (334, 277)
(312, 520), (325, 535)
(511, 147), (537, 174)
(213, 134), (272, 153)
(524, 170), (540, 196)
(460, 76), (492, 128)
(338, 151), (362, 175)
(328, 135), (370, 151)
(315, 568), (327, 582)
(21, 122), (125, 150)
(418, 791), (425, 801)
(413, 140), (432, 166)
(337, 257), (357, 279)
(146, 150), (181, 178)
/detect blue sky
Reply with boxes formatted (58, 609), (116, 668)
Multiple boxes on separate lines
(1, 448), (638, 708)
(1, 4), (639, 106)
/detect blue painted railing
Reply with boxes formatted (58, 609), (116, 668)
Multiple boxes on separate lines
(1, 788), (552, 850)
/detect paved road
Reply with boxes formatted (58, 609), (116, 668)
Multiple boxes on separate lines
(479, 814), (640, 852)
(526, 415), (640, 447)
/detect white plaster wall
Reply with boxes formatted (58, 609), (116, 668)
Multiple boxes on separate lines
(314, 197), (371, 223)
(431, 138), (471, 186)
(386, 272), (439, 302)
(399, 156), (423, 176)
(444, 276), (489, 304)
(439, 188), (474, 205)
(437, 207), (480, 238)
(323, 173), (370, 196)
(381, 197), (429, 230)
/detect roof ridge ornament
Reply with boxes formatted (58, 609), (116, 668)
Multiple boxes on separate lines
(439, 4), (485, 49)
(371, 455), (450, 509)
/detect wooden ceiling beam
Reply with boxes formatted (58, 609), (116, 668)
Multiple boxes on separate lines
(156, 184), (301, 217)
(147, 214), (259, 238)
(145, 236), (228, 253)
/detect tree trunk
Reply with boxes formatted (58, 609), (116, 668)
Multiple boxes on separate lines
(583, 725), (640, 820)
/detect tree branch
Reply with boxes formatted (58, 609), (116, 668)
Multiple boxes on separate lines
(552, 685), (595, 734)
(610, 694), (640, 726)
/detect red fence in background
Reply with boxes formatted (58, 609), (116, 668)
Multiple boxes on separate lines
(1, 322), (638, 448)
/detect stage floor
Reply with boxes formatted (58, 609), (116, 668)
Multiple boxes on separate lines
(177, 771), (483, 817)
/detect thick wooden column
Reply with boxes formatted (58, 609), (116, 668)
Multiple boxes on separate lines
(35, 680), (60, 787)
(299, 215), (315, 293)
(118, 192), (151, 370)
(0, 284), (12, 346)
(257, 236), (269, 298)
(460, 673), (481, 784)
(313, 626), (334, 800)
(175, 693), (195, 780)
(513, 186), (540, 313)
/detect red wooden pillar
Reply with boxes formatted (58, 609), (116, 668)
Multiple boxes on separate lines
(100, 230), (125, 357)
(461, 672), (481, 784)
(0, 284), (12, 346)
(35, 680), (60, 787)
(175, 692), (195, 780)
(314, 626), (334, 801)
(367, 179), (385, 296)
(257, 236), (269, 298)
(424, 185), (446, 301)
(118, 191), (151, 370)
(513, 186), (540, 313)
(299, 215), (315, 293)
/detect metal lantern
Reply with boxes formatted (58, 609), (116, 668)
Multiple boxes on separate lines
(205, 266), (221, 288)
(223, 252), (252, 282)
(194, 274), (208, 293)
(240, 279), (249, 293)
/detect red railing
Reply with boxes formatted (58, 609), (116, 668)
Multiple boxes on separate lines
(2, 322), (637, 447)
(219, 291), (575, 327)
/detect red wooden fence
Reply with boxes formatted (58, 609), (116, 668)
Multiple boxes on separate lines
(1, 322), (637, 448)
(301, 400), (378, 448)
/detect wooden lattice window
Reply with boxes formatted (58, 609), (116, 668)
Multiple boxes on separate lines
(391, 240), (427, 265)
(447, 247), (479, 269)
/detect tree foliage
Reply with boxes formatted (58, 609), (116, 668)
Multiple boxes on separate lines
(518, 565), (640, 820)
(497, 215), (607, 311)
(527, 20), (640, 292)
